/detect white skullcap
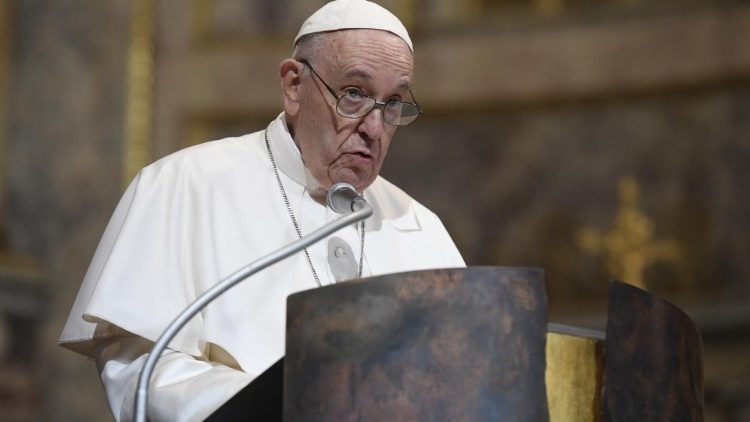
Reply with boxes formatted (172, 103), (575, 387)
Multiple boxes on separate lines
(294, 0), (413, 52)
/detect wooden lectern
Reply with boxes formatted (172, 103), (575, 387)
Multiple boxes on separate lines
(207, 267), (704, 421)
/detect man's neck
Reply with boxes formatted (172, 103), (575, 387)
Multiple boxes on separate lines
(270, 114), (328, 204)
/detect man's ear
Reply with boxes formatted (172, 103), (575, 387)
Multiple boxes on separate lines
(280, 59), (303, 117)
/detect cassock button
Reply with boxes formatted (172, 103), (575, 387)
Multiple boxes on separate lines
(328, 236), (357, 282)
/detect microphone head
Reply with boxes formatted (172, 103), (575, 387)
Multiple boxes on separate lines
(327, 183), (359, 214)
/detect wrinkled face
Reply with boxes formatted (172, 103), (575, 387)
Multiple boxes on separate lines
(286, 29), (414, 192)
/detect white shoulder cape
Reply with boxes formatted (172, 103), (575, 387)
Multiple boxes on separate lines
(60, 114), (465, 378)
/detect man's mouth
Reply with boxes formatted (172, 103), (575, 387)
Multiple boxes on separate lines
(347, 150), (374, 160)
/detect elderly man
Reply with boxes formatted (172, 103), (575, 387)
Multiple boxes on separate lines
(60, 0), (464, 420)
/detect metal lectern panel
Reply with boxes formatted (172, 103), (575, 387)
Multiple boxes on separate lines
(603, 280), (705, 422)
(284, 267), (549, 422)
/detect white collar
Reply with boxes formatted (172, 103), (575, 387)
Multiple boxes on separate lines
(266, 113), (325, 194)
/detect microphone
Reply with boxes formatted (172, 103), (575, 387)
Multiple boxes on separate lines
(326, 183), (369, 214)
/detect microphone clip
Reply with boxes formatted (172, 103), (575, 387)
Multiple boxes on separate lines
(327, 183), (368, 214)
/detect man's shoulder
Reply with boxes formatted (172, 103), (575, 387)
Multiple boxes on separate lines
(123, 129), (271, 196)
(369, 176), (438, 219)
(369, 176), (411, 201)
(143, 130), (266, 177)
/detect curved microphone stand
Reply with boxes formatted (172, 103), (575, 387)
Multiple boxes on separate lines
(134, 186), (371, 422)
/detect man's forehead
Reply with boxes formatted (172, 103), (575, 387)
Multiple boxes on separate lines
(339, 66), (413, 91)
(325, 32), (414, 86)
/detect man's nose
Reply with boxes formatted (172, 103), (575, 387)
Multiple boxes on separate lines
(357, 104), (386, 140)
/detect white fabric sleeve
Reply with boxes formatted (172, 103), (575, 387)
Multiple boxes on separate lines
(436, 218), (466, 268)
(96, 337), (254, 422)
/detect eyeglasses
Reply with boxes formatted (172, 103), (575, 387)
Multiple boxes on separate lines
(299, 59), (423, 126)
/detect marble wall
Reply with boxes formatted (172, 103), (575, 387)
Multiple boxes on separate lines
(385, 87), (750, 307)
(3, 1), (130, 420)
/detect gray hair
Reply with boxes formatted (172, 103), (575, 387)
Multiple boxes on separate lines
(292, 32), (328, 63)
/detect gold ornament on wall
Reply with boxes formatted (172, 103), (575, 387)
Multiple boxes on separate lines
(577, 177), (681, 290)
(0, 0), (10, 244)
(123, 0), (155, 188)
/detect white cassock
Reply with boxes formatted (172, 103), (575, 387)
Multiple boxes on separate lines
(59, 113), (466, 421)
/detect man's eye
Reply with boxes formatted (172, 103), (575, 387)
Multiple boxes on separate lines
(385, 98), (402, 109)
(343, 88), (363, 100)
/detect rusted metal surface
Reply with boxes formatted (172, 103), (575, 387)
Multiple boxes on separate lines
(602, 280), (704, 421)
(284, 267), (549, 422)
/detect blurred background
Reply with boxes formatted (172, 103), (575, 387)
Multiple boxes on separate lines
(1, 0), (749, 420)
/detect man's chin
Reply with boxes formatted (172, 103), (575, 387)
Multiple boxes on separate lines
(330, 173), (374, 193)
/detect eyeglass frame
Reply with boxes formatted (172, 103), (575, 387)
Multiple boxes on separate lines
(297, 59), (423, 126)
